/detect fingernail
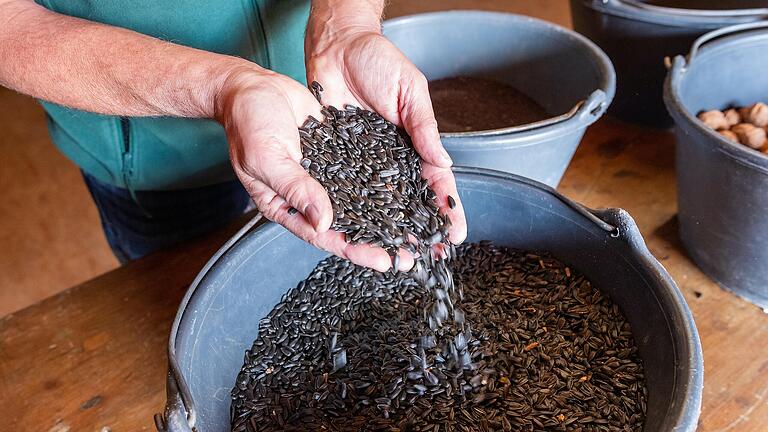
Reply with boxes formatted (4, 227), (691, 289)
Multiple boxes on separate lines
(377, 259), (391, 273)
(305, 204), (326, 231)
(398, 251), (416, 272)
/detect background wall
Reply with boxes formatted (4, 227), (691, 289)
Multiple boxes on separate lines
(0, 0), (571, 316)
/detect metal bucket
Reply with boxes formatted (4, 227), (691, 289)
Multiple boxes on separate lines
(665, 22), (768, 309)
(155, 168), (703, 432)
(571, 0), (768, 127)
(383, 11), (616, 187)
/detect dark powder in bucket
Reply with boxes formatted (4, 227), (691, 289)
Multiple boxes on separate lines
(230, 242), (648, 431)
(428, 76), (551, 133)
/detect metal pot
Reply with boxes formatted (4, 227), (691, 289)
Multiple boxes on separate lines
(665, 22), (768, 309)
(572, 0), (768, 127)
(155, 168), (703, 432)
(383, 11), (616, 187)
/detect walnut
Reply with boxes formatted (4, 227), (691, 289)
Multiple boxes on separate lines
(723, 109), (741, 127)
(717, 129), (738, 143)
(732, 123), (767, 149)
(739, 103), (768, 127)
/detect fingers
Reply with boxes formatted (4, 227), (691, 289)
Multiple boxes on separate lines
(422, 162), (468, 244)
(258, 154), (334, 232)
(244, 177), (414, 272)
(343, 242), (397, 273)
(227, 82), (332, 231)
(398, 72), (453, 169)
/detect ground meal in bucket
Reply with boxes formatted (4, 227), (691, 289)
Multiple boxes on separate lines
(428, 76), (551, 133)
(230, 84), (647, 431)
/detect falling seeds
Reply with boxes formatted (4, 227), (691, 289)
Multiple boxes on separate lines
(294, 82), (469, 374)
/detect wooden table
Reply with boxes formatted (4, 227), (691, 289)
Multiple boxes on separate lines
(1, 119), (767, 431)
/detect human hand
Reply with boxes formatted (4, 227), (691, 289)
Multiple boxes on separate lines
(215, 66), (411, 272)
(305, 14), (468, 246)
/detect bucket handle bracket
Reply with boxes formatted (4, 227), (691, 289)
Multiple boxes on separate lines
(156, 213), (266, 432)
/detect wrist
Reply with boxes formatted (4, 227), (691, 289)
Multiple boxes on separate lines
(306, 0), (383, 58)
(212, 61), (276, 124)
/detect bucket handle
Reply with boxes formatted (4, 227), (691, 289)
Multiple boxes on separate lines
(688, 21), (768, 63)
(591, 0), (768, 18)
(441, 89), (606, 138)
(155, 214), (265, 432)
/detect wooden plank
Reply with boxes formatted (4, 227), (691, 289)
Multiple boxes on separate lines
(0, 218), (247, 432)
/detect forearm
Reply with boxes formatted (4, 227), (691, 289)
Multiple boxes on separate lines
(0, 0), (263, 118)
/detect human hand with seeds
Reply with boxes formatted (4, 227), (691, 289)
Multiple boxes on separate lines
(216, 66), (407, 272)
(305, 0), (468, 245)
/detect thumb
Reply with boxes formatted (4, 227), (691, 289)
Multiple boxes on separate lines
(261, 156), (333, 232)
(399, 74), (453, 168)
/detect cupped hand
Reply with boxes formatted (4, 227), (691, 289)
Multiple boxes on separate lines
(306, 25), (468, 245)
(215, 67), (411, 272)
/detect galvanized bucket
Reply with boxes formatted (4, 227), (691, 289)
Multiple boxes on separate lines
(572, 0), (768, 127)
(665, 21), (768, 309)
(155, 168), (703, 432)
(383, 11), (616, 187)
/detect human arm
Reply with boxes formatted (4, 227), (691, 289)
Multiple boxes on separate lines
(0, 0), (397, 270)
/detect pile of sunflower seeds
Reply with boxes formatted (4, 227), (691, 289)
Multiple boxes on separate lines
(230, 242), (647, 431)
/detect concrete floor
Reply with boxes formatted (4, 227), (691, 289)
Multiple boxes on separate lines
(0, 0), (571, 316)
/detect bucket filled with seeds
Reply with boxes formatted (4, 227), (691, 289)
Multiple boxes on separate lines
(155, 95), (701, 432)
(382, 11), (616, 187)
(665, 22), (768, 309)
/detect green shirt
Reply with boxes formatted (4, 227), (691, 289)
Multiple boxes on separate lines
(36, 0), (310, 191)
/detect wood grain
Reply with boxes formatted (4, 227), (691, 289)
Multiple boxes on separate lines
(0, 218), (246, 432)
(1, 119), (767, 431)
(561, 119), (768, 432)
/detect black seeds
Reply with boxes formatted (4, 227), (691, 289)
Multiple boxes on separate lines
(448, 195), (456, 209)
(287, 207), (298, 215)
(231, 243), (647, 432)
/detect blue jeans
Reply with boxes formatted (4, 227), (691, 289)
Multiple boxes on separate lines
(82, 173), (251, 263)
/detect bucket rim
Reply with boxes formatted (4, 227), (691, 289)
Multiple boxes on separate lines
(664, 26), (768, 174)
(579, 0), (768, 27)
(382, 10), (616, 146)
(158, 167), (703, 432)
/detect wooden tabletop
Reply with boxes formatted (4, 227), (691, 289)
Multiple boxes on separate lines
(1, 118), (767, 431)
